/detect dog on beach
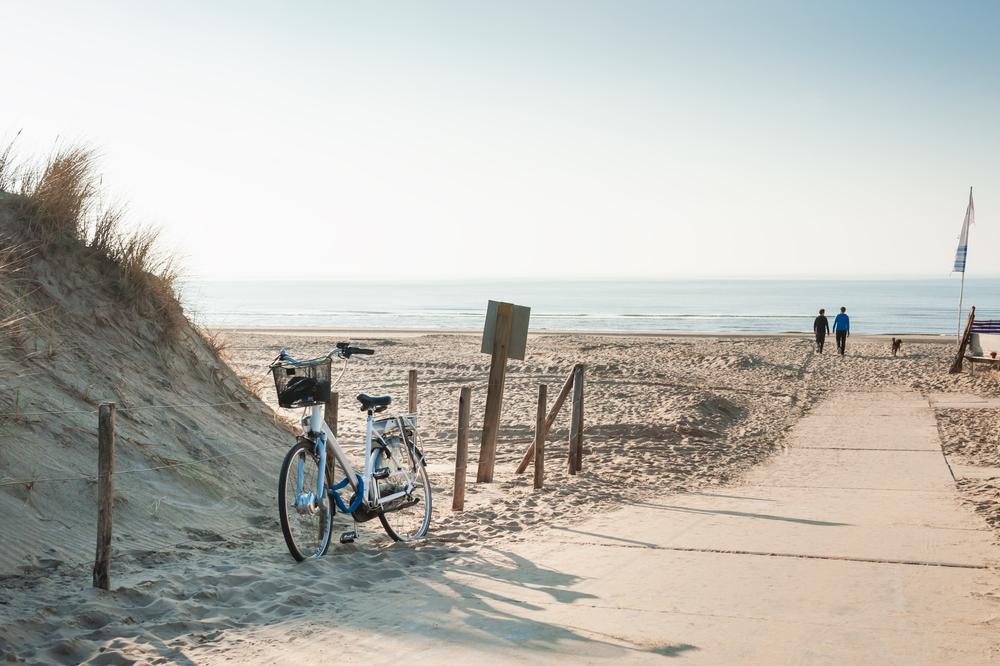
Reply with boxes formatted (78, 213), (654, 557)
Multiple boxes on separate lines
(891, 337), (902, 357)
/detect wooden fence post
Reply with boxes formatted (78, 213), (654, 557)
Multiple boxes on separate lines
(453, 386), (472, 511)
(477, 302), (513, 483)
(533, 384), (547, 490)
(93, 403), (115, 590)
(569, 365), (584, 474)
(408, 369), (418, 413)
(324, 391), (339, 436)
(515, 368), (576, 474)
(322, 391), (339, 506)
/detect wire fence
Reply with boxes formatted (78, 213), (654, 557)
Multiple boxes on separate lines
(46, 516), (282, 578)
(0, 394), (294, 491)
(0, 399), (262, 419)
(0, 440), (288, 488)
(0, 391), (307, 582)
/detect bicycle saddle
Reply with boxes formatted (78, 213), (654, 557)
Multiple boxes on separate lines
(356, 393), (391, 412)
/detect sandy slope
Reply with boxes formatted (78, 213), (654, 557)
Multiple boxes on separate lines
(2, 330), (999, 662)
(0, 199), (293, 591)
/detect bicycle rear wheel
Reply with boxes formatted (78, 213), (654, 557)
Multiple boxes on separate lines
(374, 435), (432, 542)
(278, 439), (334, 561)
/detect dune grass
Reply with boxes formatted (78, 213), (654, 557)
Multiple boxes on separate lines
(0, 237), (23, 332)
(0, 140), (183, 335)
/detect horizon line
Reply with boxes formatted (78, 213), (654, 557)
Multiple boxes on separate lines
(179, 273), (1000, 283)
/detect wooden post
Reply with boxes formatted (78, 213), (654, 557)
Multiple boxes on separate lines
(324, 391), (339, 436)
(950, 306), (976, 374)
(93, 403), (115, 590)
(515, 368), (575, 474)
(573, 365), (585, 472)
(453, 386), (472, 511)
(533, 384), (547, 490)
(322, 391), (339, 532)
(477, 302), (513, 483)
(408, 369), (417, 414)
(568, 365), (584, 474)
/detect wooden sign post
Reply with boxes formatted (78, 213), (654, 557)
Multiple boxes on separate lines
(476, 300), (530, 483)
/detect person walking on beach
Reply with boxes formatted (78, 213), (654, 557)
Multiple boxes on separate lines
(833, 306), (850, 355)
(813, 308), (830, 353)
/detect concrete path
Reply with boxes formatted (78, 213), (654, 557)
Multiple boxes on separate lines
(214, 392), (1000, 664)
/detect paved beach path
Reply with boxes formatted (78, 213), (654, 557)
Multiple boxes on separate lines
(216, 392), (1000, 664)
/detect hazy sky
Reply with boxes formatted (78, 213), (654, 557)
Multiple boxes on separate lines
(3, 1), (999, 279)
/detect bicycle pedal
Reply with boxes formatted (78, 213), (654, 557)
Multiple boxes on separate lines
(339, 530), (358, 544)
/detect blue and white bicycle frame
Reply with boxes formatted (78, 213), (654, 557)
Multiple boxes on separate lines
(293, 402), (420, 517)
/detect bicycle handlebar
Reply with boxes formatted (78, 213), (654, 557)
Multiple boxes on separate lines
(347, 347), (374, 356)
(270, 343), (375, 367)
(335, 342), (374, 358)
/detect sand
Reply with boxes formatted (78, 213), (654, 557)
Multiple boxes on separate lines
(2, 330), (999, 662)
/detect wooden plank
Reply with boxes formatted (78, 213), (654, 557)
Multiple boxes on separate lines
(408, 369), (417, 414)
(93, 403), (115, 590)
(569, 365), (584, 475)
(950, 306), (976, 374)
(515, 367), (575, 474)
(533, 384), (547, 490)
(453, 386), (472, 511)
(481, 300), (531, 361)
(476, 302), (513, 483)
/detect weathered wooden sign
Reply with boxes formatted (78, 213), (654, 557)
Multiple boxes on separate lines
(481, 300), (530, 361)
(476, 300), (530, 482)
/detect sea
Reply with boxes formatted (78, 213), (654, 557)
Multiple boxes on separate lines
(179, 278), (1000, 336)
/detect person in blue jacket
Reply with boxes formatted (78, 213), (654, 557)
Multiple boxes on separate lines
(832, 306), (850, 355)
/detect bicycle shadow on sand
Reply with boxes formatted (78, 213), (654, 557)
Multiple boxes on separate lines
(1, 531), (699, 663)
(332, 541), (701, 660)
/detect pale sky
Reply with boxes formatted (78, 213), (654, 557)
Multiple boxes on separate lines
(3, 1), (998, 279)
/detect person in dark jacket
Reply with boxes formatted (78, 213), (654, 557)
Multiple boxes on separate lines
(813, 308), (830, 353)
(833, 306), (850, 355)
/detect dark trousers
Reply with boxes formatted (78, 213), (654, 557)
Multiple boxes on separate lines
(836, 330), (848, 355)
(815, 333), (826, 353)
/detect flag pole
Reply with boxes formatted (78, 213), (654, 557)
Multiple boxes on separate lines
(957, 269), (966, 342)
(955, 185), (974, 342)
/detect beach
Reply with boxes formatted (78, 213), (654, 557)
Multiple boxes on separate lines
(5, 3), (999, 660)
(3, 330), (999, 663)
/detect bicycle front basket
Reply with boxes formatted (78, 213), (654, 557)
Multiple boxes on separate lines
(272, 358), (332, 408)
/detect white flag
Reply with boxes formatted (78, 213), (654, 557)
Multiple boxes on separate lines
(953, 187), (975, 273)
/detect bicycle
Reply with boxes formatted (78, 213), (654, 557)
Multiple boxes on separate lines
(270, 342), (432, 561)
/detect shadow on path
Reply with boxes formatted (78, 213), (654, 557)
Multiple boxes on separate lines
(632, 501), (851, 527)
(550, 526), (659, 549)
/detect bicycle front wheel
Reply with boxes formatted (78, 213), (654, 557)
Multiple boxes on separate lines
(278, 439), (334, 561)
(374, 436), (432, 542)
